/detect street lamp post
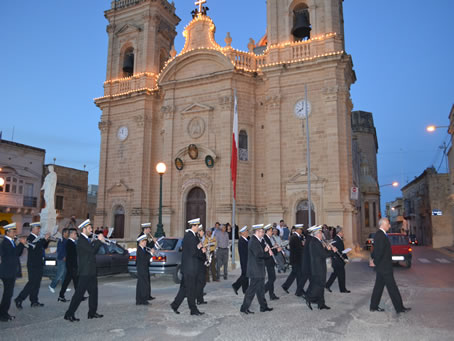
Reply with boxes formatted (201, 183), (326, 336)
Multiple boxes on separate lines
(155, 162), (167, 238)
(426, 125), (448, 133)
(380, 181), (399, 188)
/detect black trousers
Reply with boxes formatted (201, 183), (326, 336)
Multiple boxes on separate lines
(136, 271), (151, 304)
(264, 261), (276, 297)
(370, 271), (404, 312)
(241, 277), (267, 311)
(0, 278), (15, 318)
(196, 267), (206, 303)
(326, 261), (346, 292)
(308, 275), (325, 306)
(60, 267), (78, 298)
(171, 274), (198, 313)
(17, 265), (43, 303)
(232, 269), (249, 294)
(65, 275), (98, 317)
(282, 263), (305, 295)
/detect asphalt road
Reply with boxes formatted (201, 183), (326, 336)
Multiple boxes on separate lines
(1, 246), (453, 341)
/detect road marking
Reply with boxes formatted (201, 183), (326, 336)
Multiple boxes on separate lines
(435, 258), (451, 264)
(418, 258), (431, 263)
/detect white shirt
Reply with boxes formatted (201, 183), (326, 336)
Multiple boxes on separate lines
(242, 236), (248, 242)
(5, 235), (15, 245)
(253, 234), (262, 242)
(69, 238), (76, 243)
(81, 233), (90, 240)
(379, 228), (387, 236)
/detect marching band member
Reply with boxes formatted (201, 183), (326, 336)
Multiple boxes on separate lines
(64, 219), (104, 322)
(170, 218), (206, 316)
(282, 224), (305, 296)
(0, 223), (26, 322)
(203, 229), (217, 282)
(232, 226), (249, 295)
(136, 234), (152, 305)
(305, 225), (337, 310)
(15, 222), (49, 309)
(240, 224), (274, 314)
(139, 222), (156, 300)
(59, 228), (80, 302)
(263, 224), (279, 301)
(325, 226), (350, 293)
(196, 225), (208, 305)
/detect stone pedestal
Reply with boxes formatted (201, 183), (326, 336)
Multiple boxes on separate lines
(40, 208), (57, 235)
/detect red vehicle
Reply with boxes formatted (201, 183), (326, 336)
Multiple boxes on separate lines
(388, 233), (412, 268)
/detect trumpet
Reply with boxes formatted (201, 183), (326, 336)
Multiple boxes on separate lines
(204, 242), (216, 267)
(329, 241), (349, 264)
(145, 246), (155, 255)
(92, 234), (115, 245)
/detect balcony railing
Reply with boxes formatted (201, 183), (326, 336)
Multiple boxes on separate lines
(23, 196), (37, 208)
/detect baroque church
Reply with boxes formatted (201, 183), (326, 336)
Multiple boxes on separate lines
(94, 0), (364, 246)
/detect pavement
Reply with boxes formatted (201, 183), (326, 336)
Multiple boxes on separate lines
(1, 246), (454, 341)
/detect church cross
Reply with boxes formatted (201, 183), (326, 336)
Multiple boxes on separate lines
(195, 0), (206, 13)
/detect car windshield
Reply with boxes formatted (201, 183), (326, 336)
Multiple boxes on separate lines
(158, 239), (178, 251)
(389, 235), (408, 245)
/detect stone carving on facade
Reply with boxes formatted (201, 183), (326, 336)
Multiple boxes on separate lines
(187, 117), (206, 139)
(218, 96), (233, 110)
(265, 94), (281, 110)
(160, 105), (176, 120)
(133, 114), (148, 127)
(181, 103), (214, 116)
(98, 120), (111, 133)
(131, 207), (144, 216)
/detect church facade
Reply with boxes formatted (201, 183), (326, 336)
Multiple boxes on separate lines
(94, 0), (359, 245)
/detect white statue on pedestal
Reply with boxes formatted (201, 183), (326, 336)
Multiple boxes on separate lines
(40, 165), (58, 236)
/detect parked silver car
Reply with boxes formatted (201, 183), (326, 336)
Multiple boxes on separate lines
(128, 237), (183, 284)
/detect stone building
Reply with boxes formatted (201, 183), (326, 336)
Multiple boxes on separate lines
(87, 184), (98, 221)
(385, 197), (406, 233)
(94, 0), (358, 244)
(351, 110), (380, 244)
(43, 165), (89, 229)
(402, 167), (453, 248)
(0, 139), (45, 233)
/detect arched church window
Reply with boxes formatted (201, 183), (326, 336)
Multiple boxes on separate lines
(365, 201), (370, 227)
(113, 205), (125, 238)
(122, 48), (134, 77)
(292, 3), (311, 41)
(373, 202), (377, 227)
(239, 130), (248, 161)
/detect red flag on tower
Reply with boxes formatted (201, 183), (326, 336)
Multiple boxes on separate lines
(231, 90), (239, 200)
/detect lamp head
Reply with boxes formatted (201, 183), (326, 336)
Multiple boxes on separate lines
(156, 162), (167, 174)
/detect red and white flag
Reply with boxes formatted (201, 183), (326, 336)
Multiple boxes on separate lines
(230, 90), (239, 200)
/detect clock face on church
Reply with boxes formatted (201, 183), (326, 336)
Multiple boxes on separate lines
(294, 99), (312, 119)
(117, 126), (129, 141)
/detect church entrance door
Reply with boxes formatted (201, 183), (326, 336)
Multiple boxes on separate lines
(296, 200), (315, 228)
(186, 187), (206, 230)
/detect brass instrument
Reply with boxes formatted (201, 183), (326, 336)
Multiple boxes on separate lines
(329, 240), (349, 264)
(204, 241), (216, 267)
(92, 234), (115, 245)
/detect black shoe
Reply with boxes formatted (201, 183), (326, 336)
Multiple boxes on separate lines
(82, 296), (88, 301)
(190, 311), (205, 316)
(240, 307), (249, 314)
(232, 285), (239, 295)
(260, 307), (273, 312)
(370, 307), (385, 312)
(14, 298), (22, 310)
(325, 286), (332, 293)
(282, 286), (289, 294)
(170, 304), (180, 314)
(197, 301), (207, 305)
(319, 304), (331, 310)
(224, 277), (228, 280)
(148, 296), (156, 301)
(88, 313), (104, 319)
(64, 315), (80, 322)
(270, 295), (279, 301)
(397, 307), (412, 314)
(58, 297), (68, 302)
(7, 314), (15, 321)
(31, 302), (44, 307)
(305, 297), (313, 311)
(136, 301), (149, 305)
(341, 290), (351, 293)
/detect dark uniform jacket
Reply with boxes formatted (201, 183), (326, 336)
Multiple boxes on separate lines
(263, 235), (276, 266)
(181, 230), (204, 275)
(289, 232), (304, 265)
(136, 246), (151, 275)
(238, 237), (249, 273)
(0, 237), (25, 279)
(65, 239), (78, 271)
(27, 233), (49, 268)
(308, 237), (330, 280)
(137, 233), (155, 250)
(246, 235), (270, 278)
(371, 229), (393, 274)
(331, 235), (347, 266)
(77, 234), (102, 276)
